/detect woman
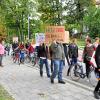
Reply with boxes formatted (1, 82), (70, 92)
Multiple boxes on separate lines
(94, 44), (100, 99)
(0, 38), (5, 67)
(67, 39), (78, 76)
(83, 38), (94, 78)
(38, 43), (50, 78)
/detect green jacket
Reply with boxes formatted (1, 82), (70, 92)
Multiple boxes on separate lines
(50, 43), (65, 60)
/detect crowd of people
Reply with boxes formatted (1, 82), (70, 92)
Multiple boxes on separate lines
(0, 37), (100, 99)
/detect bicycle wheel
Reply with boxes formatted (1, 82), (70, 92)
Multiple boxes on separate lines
(32, 57), (36, 66)
(24, 55), (30, 63)
(88, 69), (98, 87)
(12, 54), (16, 63)
(13, 57), (16, 63)
(70, 65), (81, 81)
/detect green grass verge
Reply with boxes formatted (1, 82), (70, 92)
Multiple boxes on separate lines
(0, 85), (14, 100)
(77, 39), (85, 50)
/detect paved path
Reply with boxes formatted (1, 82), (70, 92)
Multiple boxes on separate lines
(0, 56), (97, 100)
(62, 49), (98, 88)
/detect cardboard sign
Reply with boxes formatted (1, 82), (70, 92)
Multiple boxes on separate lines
(35, 33), (45, 45)
(45, 26), (69, 43)
(64, 31), (69, 43)
(13, 37), (18, 42)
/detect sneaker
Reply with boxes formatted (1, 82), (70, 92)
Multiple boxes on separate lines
(50, 77), (54, 84)
(67, 73), (69, 76)
(40, 74), (43, 77)
(40, 72), (43, 77)
(0, 65), (4, 67)
(58, 80), (65, 84)
(94, 91), (100, 99)
(99, 91), (100, 96)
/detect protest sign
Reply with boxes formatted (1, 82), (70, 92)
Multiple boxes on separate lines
(35, 33), (45, 45)
(45, 26), (69, 43)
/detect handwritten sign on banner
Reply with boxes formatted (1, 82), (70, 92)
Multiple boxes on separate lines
(45, 26), (69, 43)
(35, 33), (45, 45)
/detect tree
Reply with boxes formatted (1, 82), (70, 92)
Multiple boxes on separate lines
(0, 0), (39, 42)
(63, 0), (95, 33)
(38, 0), (63, 25)
(38, 0), (95, 34)
(83, 7), (100, 38)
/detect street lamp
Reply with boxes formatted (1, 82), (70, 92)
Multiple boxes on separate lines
(28, 15), (32, 40)
(28, 15), (30, 40)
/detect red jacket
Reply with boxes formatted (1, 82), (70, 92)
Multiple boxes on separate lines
(19, 44), (24, 50)
(28, 45), (34, 53)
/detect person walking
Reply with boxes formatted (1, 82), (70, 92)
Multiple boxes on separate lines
(5, 43), (10, 56)
(12, 41), (19, 51)
(38, 43), (50, 78)
(67, 39), (78, 76)
(28, 43), (35, 61)
(49, 44), (54, 73)
(63, 43), (70, 67)
(94, 44), (100, 99)
(0, 39), (5, 67)
(83, 38), (94, 78)
(50, 40), (65, 84)
(19, 42), (25, 63)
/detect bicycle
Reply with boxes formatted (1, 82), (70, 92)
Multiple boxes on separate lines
(70, 60), (98, 87)
(12, 52), (20, 65)
(31, 52), (39, 66)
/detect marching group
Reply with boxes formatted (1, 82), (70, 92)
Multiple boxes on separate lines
(0, 37), (100, 99)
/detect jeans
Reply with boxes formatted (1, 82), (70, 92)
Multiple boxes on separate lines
(58, 60), (64, 81)
(51, 59), (54, 73)
(85, 61), (91, 78)
(20, 53), (25, 62)
(95, 80), (100, 92)
(67, 57), (77, 75)
(0, 55), (3, 66)
(51, 59), (64, 81)
(40, 58), (50, 77)
(70, 57), (77, 65)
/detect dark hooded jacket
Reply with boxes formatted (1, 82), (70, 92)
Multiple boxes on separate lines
(95, 44), (100, 68)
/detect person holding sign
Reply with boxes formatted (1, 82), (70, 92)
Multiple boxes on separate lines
(50, 40), (65, 84)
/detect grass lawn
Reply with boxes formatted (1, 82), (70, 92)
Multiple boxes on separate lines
(77, 39), (85, 49)
(0, 85), (14, 100)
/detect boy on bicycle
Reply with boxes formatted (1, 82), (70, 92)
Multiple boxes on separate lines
(19, 42), (25, 64)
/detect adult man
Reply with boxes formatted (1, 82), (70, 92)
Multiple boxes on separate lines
(12, 41), (19, 51)
(63, 43), (70, 66)
(50, 40), (65, 84)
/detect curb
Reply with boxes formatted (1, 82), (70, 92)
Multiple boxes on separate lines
(63, 77), (94, 92)
(25, 63), (94, 92)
